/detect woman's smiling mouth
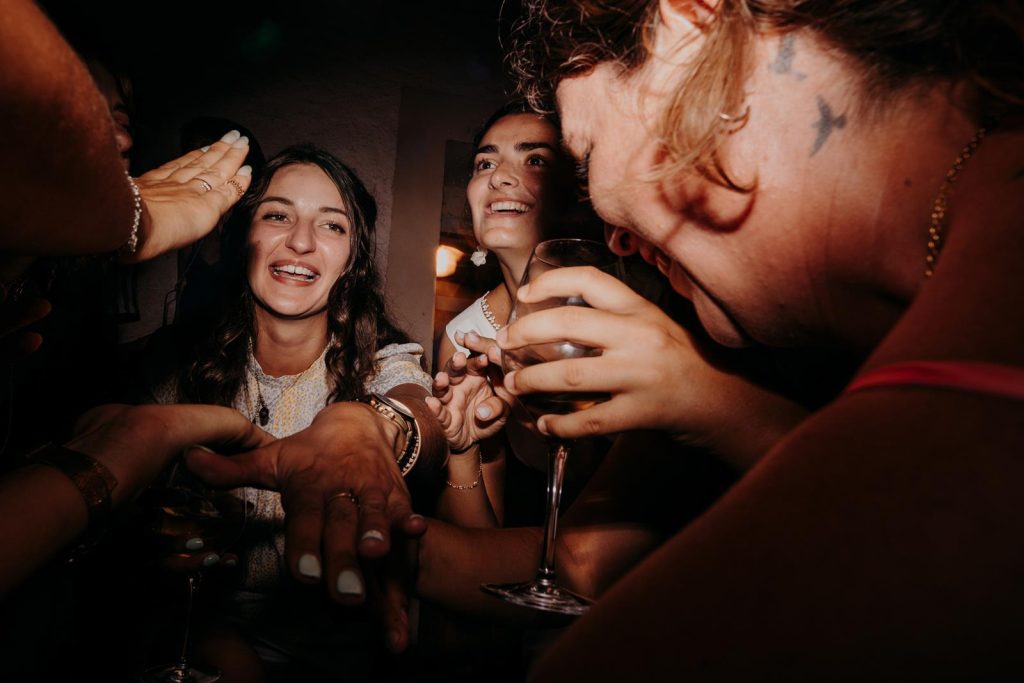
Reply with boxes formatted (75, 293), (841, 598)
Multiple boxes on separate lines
(270, 261), (320, 283)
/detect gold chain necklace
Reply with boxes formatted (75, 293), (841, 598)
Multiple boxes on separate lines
(925, 126), (988, 277)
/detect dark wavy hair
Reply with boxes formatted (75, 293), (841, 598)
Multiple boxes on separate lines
(509, 0), (1024, 188)
(178, 143), (408, 407)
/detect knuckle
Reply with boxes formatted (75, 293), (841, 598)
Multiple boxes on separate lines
(577, 414), (605, 437)
(562, 360), (588, 389)
(326, 504), (359, 525)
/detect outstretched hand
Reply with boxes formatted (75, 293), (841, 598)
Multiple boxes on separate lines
(130, 130), (253, 262)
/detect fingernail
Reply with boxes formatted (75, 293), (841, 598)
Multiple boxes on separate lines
(190, 444), (216, 454)
(336, 569), (364, 596)
(537, 417), (550, 435)
(496, 329), (508, 346)
(238, 165), (252, 177)
(224, 557), (238, 567)
(518, 284), (531, 298)
(454, 331), (465, 342)
(220, 130), (241, 144)
(476, 405), (493, 419)
(200, 145), (210, 152)
(409, 513), (425, 522)
(361, 530), (385, 543)
(232, 135), (249, 149)
(202, 553), (221, 567)
(185, 537), (204, 551)
(298, 553), (322, 579)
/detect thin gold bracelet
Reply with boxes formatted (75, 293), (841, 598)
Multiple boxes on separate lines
(446, 448), (483, 490)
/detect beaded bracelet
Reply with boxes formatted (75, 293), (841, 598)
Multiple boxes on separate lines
(121, 171), (142, 255)
(446, 447), (483, 490)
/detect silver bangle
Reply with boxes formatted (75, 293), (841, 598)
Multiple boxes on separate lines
(122, 172), (142, 255)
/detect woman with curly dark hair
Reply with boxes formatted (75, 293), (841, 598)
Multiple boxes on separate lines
(153, 143), (436, 678)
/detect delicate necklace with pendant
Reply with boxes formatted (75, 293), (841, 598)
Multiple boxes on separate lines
(246, 339), (327, 427)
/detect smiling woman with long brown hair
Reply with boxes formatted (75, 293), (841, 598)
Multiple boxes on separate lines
(153, 143), (437, 679)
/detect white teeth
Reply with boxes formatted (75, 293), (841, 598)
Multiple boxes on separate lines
(490, 201), (529, 213)
(273, 264), (318, 279)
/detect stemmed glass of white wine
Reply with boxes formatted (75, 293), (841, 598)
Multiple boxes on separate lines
(481, 238), (619, 615)
(137, 461), (250, 683)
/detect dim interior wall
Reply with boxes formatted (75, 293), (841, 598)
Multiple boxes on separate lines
(388, 87), (502, 368)
(123, 26), (506, 346)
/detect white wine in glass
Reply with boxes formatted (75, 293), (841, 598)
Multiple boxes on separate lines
(138, 463), (250, 683)
(481, 238), (618, 616)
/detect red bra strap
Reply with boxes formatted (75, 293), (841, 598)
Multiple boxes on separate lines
(845, 361), (1024, 401)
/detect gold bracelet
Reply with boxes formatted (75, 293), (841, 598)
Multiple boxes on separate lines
(28, 443), (117, 528)
(446, 448), (482, 490)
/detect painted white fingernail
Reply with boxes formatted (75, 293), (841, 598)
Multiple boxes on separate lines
(409, 513), (425, 522)
(476, 405), (493, 419)
(185, 537), (204, 551)
(361, 530), (385, 543)
(238, 165), (252, 177)
(336, 570), (364, 596)
(189, 444), (216, 454)
(202, 553), (220, 567)
(200, 145), (210, 152)
(298, 553), (322, 579)
(220, 130), (241, 144)
(231, 135), (249, 149)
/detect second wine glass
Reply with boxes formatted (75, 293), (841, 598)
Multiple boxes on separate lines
(481, 238), (618, 615)
(137, 461), (250, 683)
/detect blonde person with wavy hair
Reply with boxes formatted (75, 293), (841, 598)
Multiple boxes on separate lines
(477, 0), (1024, 679)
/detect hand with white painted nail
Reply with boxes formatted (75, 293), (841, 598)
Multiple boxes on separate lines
(127, 129), (254, 262)
(426, 334), (510, 454)
(185, 393), (442, 605)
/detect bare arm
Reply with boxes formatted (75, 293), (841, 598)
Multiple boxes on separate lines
(0, 404), (273, 596)
(0, 0), (134, 255)
(417, 431), (682, 616)
(431, 332), (508, 526)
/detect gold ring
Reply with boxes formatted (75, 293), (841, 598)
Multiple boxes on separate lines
(196, 178), (213, 193)
(226, 178), (245, 198)
(327, 490), (359, 507)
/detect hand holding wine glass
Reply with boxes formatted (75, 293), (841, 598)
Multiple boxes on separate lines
(481, 238), (620, 615)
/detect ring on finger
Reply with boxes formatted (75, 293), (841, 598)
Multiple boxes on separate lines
(226, 178), (245, 199)
(327, 489), (359, 507)
(195, 178), (213, 193)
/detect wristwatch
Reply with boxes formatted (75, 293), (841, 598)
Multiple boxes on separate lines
(356, 393), (421, 476)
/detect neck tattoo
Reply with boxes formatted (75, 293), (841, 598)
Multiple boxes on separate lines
(925, 125), (988, 278)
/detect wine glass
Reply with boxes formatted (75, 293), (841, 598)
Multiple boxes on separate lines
(481, 238), (619, 615)
(137, 461), (250, 683)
